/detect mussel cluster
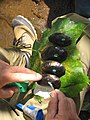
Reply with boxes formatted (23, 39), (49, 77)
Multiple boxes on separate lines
(37, 33), (72, 89)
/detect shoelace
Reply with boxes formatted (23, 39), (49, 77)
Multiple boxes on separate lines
(14, 35), (32, 48)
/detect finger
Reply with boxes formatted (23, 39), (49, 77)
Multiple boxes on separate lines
(55, 90), (69, 113)
(67, 98), (79, 115)
(46, 90), (58, 119)
(0, 87), (18, 98)
(7, 66), (38, 74)
(56, 90), (78, 118)
(9, 73), (42, 82)
(55, 89), (66, 99)
(0, 72), (42, 88)
(62, 98), (80, 120)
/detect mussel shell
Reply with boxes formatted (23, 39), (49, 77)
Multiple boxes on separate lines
(42, 60), (65, 77)
(49, 33), (72, 47)
(41, 46), (67, 62)
(37, 74), (61, 89)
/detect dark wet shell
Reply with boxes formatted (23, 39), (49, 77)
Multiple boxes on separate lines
(49, 33), (72, 47)
(37, 74), (61, 89)
(42, 60), (65, 77)
(51, 80), (61, 89)
(41, 46), (67, 63)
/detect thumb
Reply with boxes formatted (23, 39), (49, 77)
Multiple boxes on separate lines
(46, 91), (58, 119)
(0, 87), (18, 98)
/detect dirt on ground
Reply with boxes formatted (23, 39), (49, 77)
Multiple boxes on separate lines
(0, 0), (49, 47)
(0, 0), (74, 48)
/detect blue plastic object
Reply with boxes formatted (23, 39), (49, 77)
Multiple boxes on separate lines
(16, 103), (44, 120)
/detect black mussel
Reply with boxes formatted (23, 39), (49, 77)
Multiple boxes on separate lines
(37, 74), (61, 89)
(51, 80), (61, 89)
(49, 33), (72, 47)
(42, 60), (65, 77)
(41, 46), (67, 63)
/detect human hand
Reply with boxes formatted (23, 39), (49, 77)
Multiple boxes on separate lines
(45, 90), (80, 120)
(0, 60), (42, 98)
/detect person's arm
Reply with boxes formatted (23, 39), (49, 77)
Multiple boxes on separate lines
(0, 60), (42, 98)
(45, 89), (80, 120)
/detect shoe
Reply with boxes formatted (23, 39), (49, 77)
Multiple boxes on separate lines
(12, 15), (37, 55)
(12, 15), (37, 67)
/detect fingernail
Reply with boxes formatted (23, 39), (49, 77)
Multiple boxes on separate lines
(35, 73), (42, 79)
(55, 89), (59, 92)
(50, 91), (55, 98)
(28, 73), (42, 81)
